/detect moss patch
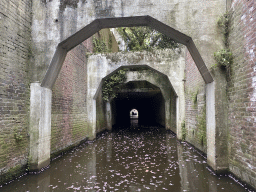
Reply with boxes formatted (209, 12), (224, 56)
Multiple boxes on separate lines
(196, 104), (207, 147)
(0, 164), (26, 186)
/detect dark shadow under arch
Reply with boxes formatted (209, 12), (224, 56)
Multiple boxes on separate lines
(41, 15), (213, 90)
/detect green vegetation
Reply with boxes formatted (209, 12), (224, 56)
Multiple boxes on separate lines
(92, 30), (116, 53)
(214, 12), (233, 72)
(214, 49), (233, 69)
(116, 27), (179, 51)
(191, 89), (198, 106)
(0, 164), (26, 186)
(217, 12), (231, 47)
(102, 69), (127, 101)
(14, 132), (23, 142)
(196, 105), (206, 146)
(108, 34), (113, 51)
(93, 36), (110, 53)
(71, 120), (87, 140)
(26, 156), (32, 172)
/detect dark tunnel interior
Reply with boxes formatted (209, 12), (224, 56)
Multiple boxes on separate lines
(110, 81), (166, 129)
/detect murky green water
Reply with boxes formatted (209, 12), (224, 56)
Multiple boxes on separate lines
(0, 126), (253, 192)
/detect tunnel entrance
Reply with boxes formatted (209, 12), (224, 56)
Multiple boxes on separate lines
(130, 109), (139, 119)
(110, 81), (166, 129)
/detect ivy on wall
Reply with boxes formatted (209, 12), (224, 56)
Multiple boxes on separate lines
(116, 27), (179, 51)
(102, 69), (127, 101)
(214, 12), (233, 72)
(93, 36), (109, 53)
(92, 31), (116, 53)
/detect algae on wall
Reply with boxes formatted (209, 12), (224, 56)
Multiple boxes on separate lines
(185, 86), (207, 153)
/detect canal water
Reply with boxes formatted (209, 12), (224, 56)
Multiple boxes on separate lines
(0, 125), (253, 191)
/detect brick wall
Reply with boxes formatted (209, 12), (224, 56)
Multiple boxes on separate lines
(51, 28), (118, 154)
(184, 49), (207, 153)
(51, 38), (92, 155)
(0, 0), (32, 184)
(228, 0), (256, 188)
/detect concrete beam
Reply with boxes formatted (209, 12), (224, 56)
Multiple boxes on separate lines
(29, 83), (51, 171)
(186, 39), (214, 84)
(60, 20), (101, 51)
(98, 16), (150, 29)
(148, 16), (191, 45)
(41, 46), (67, 89)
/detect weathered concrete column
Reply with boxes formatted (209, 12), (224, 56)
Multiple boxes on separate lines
(106, 101), (112, 131)
(176, 97), (182, 140)
(165, 99), (171, 130)
(87, 99), (96, 140)
(29, 83), (51, 171)
(206, 81), (216, 170)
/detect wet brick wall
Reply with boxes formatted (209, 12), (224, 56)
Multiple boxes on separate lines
(0, 0), (32, 184)
(228, 0), (256, 188)
(184, 50), (207, 153)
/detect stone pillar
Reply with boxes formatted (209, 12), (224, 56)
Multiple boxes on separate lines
(206, 81), (216, 170)
(176, 97), (182, 140)
(87, 99), (96, 140)
(106, 101), (112, 131)
(165, 98), (171, 130)
(29, 83), (51, 171)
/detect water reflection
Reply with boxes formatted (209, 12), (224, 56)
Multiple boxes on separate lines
(0, 127), (250, 192)
(130, 118), (139, 128)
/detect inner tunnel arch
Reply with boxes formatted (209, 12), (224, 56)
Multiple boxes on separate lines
(92, 65), (177, 132)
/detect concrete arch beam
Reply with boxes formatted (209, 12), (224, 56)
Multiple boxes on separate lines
(41, 16), (213, 90)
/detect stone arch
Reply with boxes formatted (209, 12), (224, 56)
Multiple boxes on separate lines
(92, 65), (177, 134)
